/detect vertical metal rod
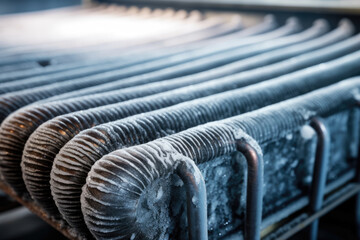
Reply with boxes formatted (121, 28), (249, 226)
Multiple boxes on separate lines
(236, 139), (264, 240)
(308, 117), (331, 240)
(176, 159), (208, 240)
(355, 155), (360, 240)
(355, 103), (360, 240)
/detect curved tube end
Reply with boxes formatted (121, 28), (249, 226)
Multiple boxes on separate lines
(235, 130), (263, 240)
(338, 18), (355, 35)
(81, 142), (208, 240)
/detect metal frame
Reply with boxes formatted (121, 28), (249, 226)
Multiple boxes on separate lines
(355, 103), (360, 240)
(172, 106), (359, 240)
(1, 105), (359, 240)
(356, 161), (360, 240)
(276, 182), (360, 240)
(236, 139), (264, 240)
(308, 117), (331, 240)
(174, 137), (265, 240)
(262, 105), (360, 240)
(0, 94), (358, 240)
(1, 2), (360, 239)
(176, 159), (208, 240)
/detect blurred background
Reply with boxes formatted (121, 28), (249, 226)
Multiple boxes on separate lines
(0, 2), (80, 240)
(0, 0), (81, 15)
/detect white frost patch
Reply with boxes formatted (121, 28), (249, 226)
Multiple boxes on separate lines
(192, 162), (202, 185)
(298, 108), (316, 120)
(234, 128), (263, 157)
(351, 88), (360, 102)
(290, 160), (298, 168)
(158, 139), (176, 153)
(130, 233), (136, 240)
(286, 133), (293, 140)
(192, 196), (198, 205)
(301, 125), (315, 139)
(174, 178), (184, 187)
(156, 186), (163, 200)
(172, 152), (203, 185)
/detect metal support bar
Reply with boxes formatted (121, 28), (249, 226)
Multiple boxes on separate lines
(176, 159), (208, 240)
(308, 117), (331, 240)
(236, 139), (264, 240)
(276, 183), (360, 240)
(355, 161), (360, 240)
(355, 103), (360, 240)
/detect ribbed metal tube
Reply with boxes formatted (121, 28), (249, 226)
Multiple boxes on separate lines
(81, 77), (360, 240)
(17, 23), (359, 215)
(0, 15), (246, 93)
(0, 7), (238, 71)
(49, 52), (360, 234)
(0, 17), (295, 121)
(1, 7), (360, 240)
(0, 13), (240, 83)
(0, 18), (335, 197)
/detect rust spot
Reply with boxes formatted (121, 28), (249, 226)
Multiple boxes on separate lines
(59, 130), (66, 135)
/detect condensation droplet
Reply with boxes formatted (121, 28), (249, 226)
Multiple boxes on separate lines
(300, 125), (315, 139)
